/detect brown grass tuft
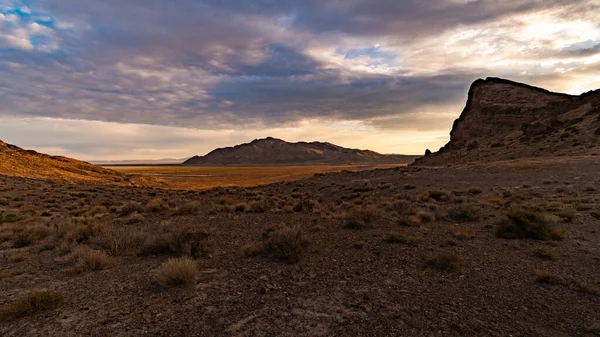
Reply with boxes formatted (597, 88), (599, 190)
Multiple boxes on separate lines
(155, 258), (197, 287)
(425, 252), (460, 271)
(2, 290), (62, 317)
(75, 249), (114, 272)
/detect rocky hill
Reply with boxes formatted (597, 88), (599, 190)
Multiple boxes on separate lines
(0, 140), (136, 184)
(183, 137), (417, 165)
(416, 77), (600, 165)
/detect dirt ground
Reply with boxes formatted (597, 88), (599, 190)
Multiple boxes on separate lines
(1, 157), (600, 336)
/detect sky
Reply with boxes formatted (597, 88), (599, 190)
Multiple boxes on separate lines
(1, 0), (599, 160)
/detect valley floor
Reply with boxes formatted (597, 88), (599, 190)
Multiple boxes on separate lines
(1, 157), (600, 336)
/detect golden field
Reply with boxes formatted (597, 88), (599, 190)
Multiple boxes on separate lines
(108, 164), (406, 189)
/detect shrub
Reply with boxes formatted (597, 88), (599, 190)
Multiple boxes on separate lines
(343, 207), (381, 229)
(245, 227), (309, 263)
(146, 198), (168, 213)
(577, 282), (600, 296)
(403, 184), (417, 190)
(93, 229), (148, 256)
(173, 201), (199, 216)
(557, 210), (577, 223)
(262, 227), (308, 263)
(385, 232), (421, 245)
(533, 248), (557, 261)
(424, 190), (451, 202)
(155, 258), (197, 287)
(119, 202), (144, 217)
(591, 211), (600, 219)
(496, 210), (561, 240)
(141, 229), (214, 258)
(425, 252), (460, 271)
(2, 291), (62, 317)
(75, 249), (114, 272)
(446, 205), (480, 222)
(467, 186), (483, 195)
(535, 270), (563, 284)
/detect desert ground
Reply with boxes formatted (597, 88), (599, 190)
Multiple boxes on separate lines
(108, 164), (405, 190)
(1, 156), (600, 336)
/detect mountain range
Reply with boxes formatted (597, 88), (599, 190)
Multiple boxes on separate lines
(183, 137), (418, 165)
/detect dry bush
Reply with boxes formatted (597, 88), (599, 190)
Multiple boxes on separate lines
(75, 248), (114, 272)
(244, 226), (309, 263)
(119, 202), (144, 217)
(93, 228), (148, 256)
(445, 204), (481, 223)
(173, 201), (199, 216)
(496, 210), (562, 240)
(467, 186), (483, 195)
(146, 198), (168, 213)
(218, 196), (239, 206)
(591, 211), (600, 219)
(343, 206), (382, 230)
(479, 196), (505, 208)
(155, 258), (197, 287)
(11, 225), (52, 248)
(422, 190), (451, 202)
(385, 232), (422, 245)
(577, 282), (600, 296)
(425, 252), (460, 271)
(56, 220), (106, 244)
(533, 248), (557, 261)
(535, 270), (563, 284)
(447, 226), (475, 240)
(403, 184), (417, 190)
(2, 290), (62, 317)
(142, 229), (214, 258)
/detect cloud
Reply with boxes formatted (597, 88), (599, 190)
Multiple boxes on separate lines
(0, 0), (599, 158)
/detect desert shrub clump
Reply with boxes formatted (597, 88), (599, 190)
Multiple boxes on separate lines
(496, 210), (562, 240)
(425, 252), (460, 271)
(155, 258), (198, 287)
(243, 226), (309, 263)
(119, 202), (145, 217)
(75, 249), (114, 272)
(2, 291), (62, 317)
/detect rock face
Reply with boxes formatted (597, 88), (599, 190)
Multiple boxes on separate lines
(0, 140), (126, 182)
(183, 137), (418, 165)
(416, 77), (600, 165)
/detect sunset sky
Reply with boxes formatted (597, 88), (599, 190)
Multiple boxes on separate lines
(1, 0), (599, 160)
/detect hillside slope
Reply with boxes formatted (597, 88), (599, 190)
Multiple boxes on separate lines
(184, 137), (417, 165)
(416, 77), (600, 165)
(0, 140), (128, 183)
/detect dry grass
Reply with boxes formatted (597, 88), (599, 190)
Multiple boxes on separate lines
(2, 290), (62, 317)
(385, 231), (422, 245)
(577, 282), (600, 296)
(75, 249), (114, 272)
(496, 210), (562, 240)
(244, 226), (309, 263)
(110, 164), (405, 190)
(535, 270), (563, 284)
(425, 252), (460, 271)
(533, 248), (557, 260)
(155, 258), (198, 287)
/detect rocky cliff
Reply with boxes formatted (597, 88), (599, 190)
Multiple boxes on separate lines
(416, 78), (600, 165)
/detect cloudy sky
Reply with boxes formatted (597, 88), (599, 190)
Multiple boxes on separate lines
(1, 0), (599, 160)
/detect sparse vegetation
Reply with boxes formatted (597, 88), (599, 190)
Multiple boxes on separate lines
(244, 226), (308, 263)
(75, 249), (114, 272)
(155, 258), (198, 287)
(577, 282), (600, 296)
(533, 248), (557, 260)
(535, 270), (563, 284)
(119, 201), (144, 217)
(496, 210), (562, 240)
(425, 252), (460, 271)
(385, 231), (422, 245)
(2, 291), (62, 317)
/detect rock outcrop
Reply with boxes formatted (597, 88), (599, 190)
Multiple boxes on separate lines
(416, 78), (600, 165)
(183, 137), (418, 165)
